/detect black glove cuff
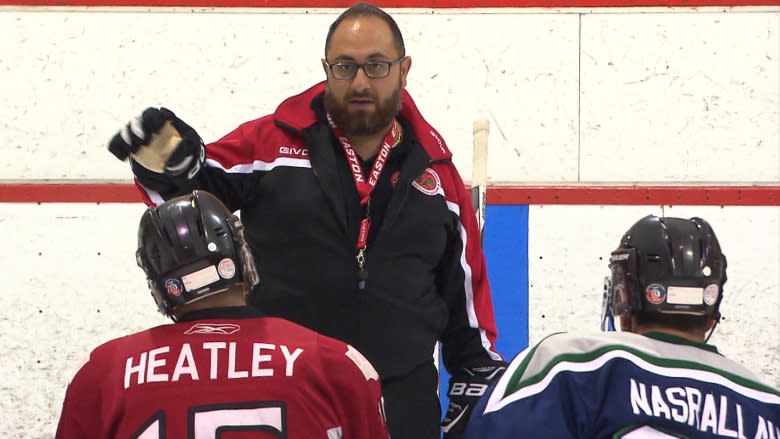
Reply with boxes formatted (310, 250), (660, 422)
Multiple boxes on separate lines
(164, 138), (205, 180)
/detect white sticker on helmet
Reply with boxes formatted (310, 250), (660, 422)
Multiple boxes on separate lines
(667, 286), (704, 305)
(182, 265), (220, 292)
(703, 284), (719, 305)
(217, 258), (236, 279)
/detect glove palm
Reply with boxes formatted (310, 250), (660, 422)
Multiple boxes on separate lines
(108, 107), (204, 180)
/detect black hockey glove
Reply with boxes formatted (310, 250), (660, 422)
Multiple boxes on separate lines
(441, 362), (507, 439)
(108, 107), (205, 180)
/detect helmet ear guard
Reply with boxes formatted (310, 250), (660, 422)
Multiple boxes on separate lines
(226, 215), (260, 289)
(602, 248), (640, 332)
(601, 276), (615, 331)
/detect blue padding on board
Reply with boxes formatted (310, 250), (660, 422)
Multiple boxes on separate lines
(438, 204), (530, 428)
(484, 204), (530, 358)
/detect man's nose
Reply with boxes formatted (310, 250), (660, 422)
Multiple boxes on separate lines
(350, 66), (372, 89)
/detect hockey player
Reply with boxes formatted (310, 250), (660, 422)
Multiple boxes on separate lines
(55, 190), (388, 439)
(465, 215), (779, 438)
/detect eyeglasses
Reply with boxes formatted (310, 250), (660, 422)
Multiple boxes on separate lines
(327, 56), (405, 80)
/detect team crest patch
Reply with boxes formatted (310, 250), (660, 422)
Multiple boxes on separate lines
(165, 279), (183, 297)
(645, 283), (666, 304)
(412, 168), (441, 196)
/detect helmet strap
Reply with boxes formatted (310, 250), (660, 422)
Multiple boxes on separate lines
(704, 312), (720, 343)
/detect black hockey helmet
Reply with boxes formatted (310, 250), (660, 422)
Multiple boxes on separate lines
(602, 215), (727, 331)
(136, 190), (259, 320)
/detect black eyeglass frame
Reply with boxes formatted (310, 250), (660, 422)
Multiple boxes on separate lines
(326, 56), (406, 80)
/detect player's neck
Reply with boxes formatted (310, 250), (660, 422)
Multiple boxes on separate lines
(635, 325), (705, 343)
(174, 289), (247, 318)
(348, 120), (399, 161)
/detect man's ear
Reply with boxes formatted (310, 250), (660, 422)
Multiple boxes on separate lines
(400, 56), (412, 88)
(321, 58), (330, 77)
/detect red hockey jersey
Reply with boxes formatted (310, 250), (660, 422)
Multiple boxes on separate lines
(56, 308), (388, 438)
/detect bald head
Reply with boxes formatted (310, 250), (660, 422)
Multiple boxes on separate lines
(325, 2), (405, 58)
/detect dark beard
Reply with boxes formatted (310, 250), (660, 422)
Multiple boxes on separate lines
(324, 84), (402, 136)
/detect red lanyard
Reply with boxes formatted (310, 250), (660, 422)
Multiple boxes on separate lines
(327, 113), (401, 289)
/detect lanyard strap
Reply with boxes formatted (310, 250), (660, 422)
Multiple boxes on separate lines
(327, 113), (401, 288)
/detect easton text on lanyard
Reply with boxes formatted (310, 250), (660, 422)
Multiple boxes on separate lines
(327, 113), (402, 289)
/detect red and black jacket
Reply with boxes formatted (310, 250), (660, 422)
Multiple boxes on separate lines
(133, 82), (503, 379)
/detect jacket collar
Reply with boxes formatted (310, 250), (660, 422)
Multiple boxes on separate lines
(178, 306), (265, 322)
(644, 331), (720, 354)
(274, 81), (453, 162)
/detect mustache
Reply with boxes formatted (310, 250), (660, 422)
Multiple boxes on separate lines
(346, 90), (376, 99)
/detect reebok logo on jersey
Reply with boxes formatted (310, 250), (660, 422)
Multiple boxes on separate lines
(184, 323), (241, 335)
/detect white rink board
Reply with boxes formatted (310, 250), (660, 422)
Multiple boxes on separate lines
(0, 203), (163, 439)
(1, 9), (778, 182)
(0, 202), (777, 438)
(579, 12), (780, 182)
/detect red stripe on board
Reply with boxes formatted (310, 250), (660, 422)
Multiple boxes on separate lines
(488, 185), (780, 205)
(1, 0), (776, 6)
(1, 182), (778, 205)
(0, 183), (143, 203)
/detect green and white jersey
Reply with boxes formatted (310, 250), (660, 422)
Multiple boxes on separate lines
(465, 331), (780, 438)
